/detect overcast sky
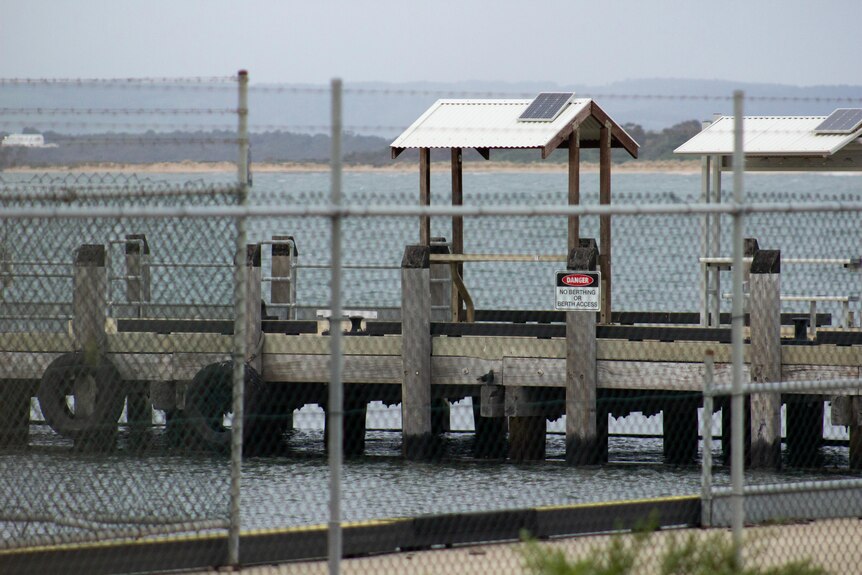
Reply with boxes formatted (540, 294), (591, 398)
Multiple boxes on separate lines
(2, 0), (859, 87)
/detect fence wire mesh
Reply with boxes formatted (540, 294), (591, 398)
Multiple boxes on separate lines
(1, 76), (862, 575)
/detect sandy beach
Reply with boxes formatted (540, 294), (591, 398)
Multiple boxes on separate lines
(183, 518), (860, 574)
(3, 159), (702, 175)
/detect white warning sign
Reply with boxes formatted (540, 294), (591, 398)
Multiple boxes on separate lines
(554, 271), (601, 311)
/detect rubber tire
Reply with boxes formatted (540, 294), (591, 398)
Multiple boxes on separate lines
(183, 361), (262, 452)
(37, 352), (125, 443)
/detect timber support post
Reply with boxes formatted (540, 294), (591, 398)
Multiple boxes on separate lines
(401, 244), (433, 459)
(73, 244), (114, 449)
(663, 394), (699, 464)
(245, 244), (262, 374)
(473, 378), (507, 459)
(566, 239), (600, 465)
(74, 244), (108, 356)
(124, 234), (150, 318)
(0, 381), (30, 447)
(271, 235), (298, 320)
(506, 386), (547, 462)
(850, 398), (862, 470)
(749, 249), (782, 469)
(124, 235), (153, 449)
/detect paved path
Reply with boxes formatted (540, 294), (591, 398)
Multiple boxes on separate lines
(186, 518), (861, 574)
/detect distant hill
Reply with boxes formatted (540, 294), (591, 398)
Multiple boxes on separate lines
(2, 78), (860, 167)
(2, 78), (861, 137)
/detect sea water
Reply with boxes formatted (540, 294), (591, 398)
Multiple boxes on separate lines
(1, 169), (861, 535)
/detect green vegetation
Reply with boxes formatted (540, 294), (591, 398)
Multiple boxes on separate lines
(0, 120), (702, 169)
(521, 528), (827, 575)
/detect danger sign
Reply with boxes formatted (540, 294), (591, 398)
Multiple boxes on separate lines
(554, 271), (601, 311)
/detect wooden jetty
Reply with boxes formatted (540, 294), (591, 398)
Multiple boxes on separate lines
(2, 96), (861, 469)
(1, 234), (861, 470)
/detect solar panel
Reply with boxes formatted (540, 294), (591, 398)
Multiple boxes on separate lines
(814, 109), (862, 134)
(518, 92), (575, 122)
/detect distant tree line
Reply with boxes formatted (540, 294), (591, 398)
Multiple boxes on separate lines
(0, 120), (701, 169)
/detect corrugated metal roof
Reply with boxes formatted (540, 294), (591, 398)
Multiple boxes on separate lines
(674, 116), (862, 156)
(391, 98), (594, 150)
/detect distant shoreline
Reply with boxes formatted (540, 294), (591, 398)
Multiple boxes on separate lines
(4, 159), (702, 174)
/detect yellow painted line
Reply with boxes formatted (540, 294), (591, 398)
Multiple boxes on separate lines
(535, 494), (699, 513)
(0, 517), (413, 557)
(0, 529), (226, 556)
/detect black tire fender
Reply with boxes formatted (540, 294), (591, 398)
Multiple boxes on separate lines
(183, 360), (262, 451)
(37, 351), (125, 440)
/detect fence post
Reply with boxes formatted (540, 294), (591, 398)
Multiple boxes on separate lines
(701, 350), (715, 527)
(271, 235), (297, 320)
(228, 68), (250, 569)
(748, 249), (782, 469)
(565, 240), (599, 465)
(401, 244), (433, 459)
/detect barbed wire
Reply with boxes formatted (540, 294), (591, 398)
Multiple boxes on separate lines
(1, 107), (237, 116)
(0, 76), (237, 86)
(2, 77), (861, 104)
(250, 84), (862, 105)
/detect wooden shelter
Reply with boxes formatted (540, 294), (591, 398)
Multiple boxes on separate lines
(391, 95), (639, 322)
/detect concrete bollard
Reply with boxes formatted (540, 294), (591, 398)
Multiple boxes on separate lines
(401, 245), (433, 459)
(748, 249), (782, 469)
(565, 240), (600, 465)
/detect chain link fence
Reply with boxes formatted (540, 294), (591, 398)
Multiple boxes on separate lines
(0, 75), (861, 574)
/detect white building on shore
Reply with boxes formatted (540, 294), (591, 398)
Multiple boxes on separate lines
(1, 134), (57, 148)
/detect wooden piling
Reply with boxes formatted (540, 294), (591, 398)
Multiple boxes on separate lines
(124, 234), (150, 318)
(271, 235), (297, 320)
(401, 245), (433, 459)
(850, 397), (862, 470)
(566, 240), (600, 465)
(508, 415), (545, 462)
(73, 244), (113, 449)
(473, 392), (507, 459)
(0, 382), (30, 447)
(505, 386), (547, 461)
(120, 236), (151, 444)
(126, 384), (152, 450)
(786, 397), (823, 467)
(430, 397), (451, 435)
(74, 244), (108, 357)
(749, 249), (782, 469)
(325, 391), (367, 456)
(663, 395), (699, 464)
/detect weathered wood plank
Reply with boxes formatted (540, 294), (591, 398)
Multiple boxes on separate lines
(264, 354), (402, 384)
(172, 352), (230, 380)
(0, 333), (74, 352)
(0, 351), (62, 379)
(263, 333), (402, 356)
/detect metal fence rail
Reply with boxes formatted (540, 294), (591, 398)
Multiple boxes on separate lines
(1, 78), (862, 575)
